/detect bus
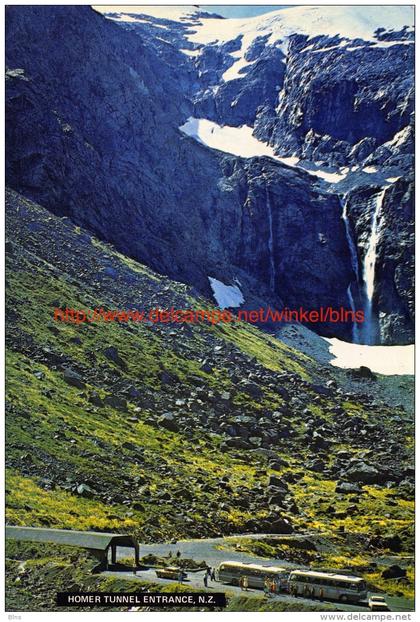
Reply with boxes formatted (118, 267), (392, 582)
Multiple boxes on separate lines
(217, 561), (289, 590)
(288, 570), (368, 602)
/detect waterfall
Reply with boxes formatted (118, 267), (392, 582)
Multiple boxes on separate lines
(341, 196), (360, 343)
(346, 284), (358, 343)
(361, 188), (386, 344)
(266, 190), (276, 291)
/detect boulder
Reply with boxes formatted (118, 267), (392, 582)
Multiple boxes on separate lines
(268, 475), (288, 491)
(5, 240), (14, 255)
(381, 565), (407, 579)
(103, 346), (125, 367)
(344, 462), (384, 484)
(350, 366), (377, 380)
(88, 391), (104, 407)
(241, 381), (263, 398)
(307, 459), (325, 473)
(336, 482), (363, 494)
(158, 412), (179, 432)
(63, 368), (85, 389)
(104, 395), (127, 410)
(268, 493), (286, 506)
(269, 518), (293, 534)
(76, 483), (96, 498)
(224, 437), (252, 450)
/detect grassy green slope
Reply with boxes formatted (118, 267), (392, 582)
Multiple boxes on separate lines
(6, 188), (413, 560)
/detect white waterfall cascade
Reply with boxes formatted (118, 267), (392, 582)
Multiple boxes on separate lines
(266, 190), (276, 291)
(341, 196), (361, 343)
(362, 188), (387, 344)
(346, 284), (357, 340)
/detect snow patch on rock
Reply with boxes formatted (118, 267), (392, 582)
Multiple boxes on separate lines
(208, 277), (244, 309)
(325, 338), (414, 376)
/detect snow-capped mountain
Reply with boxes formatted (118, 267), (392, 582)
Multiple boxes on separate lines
(6, 5), (414, 344)
(95, 5), (413, 43)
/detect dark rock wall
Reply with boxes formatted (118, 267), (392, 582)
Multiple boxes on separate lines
(345, 179), (414, 345)
(6, 6), (414, 343)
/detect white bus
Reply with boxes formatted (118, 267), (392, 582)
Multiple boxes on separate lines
(217, 561), (289, 590)
(288, 570), (367, 602)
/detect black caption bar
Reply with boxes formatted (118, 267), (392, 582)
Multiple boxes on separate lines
(57, 592), (227, 608)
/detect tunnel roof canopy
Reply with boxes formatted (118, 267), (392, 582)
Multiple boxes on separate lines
(6, 526), (137, 551)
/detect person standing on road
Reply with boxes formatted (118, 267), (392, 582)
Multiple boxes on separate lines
(239, 576), (244, 591)
(243, 575), (249, 591)
(210, 568), (216, 581)
(178, 570), (184, 584)
(203, 573), (208, 588)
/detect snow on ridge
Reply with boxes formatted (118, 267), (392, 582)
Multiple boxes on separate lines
(222, 54), (255, 82)
(208, 277), (244, 309)
(96, 6), (413, 87)
(107, 13), (169, 29)
(180, 48), (201, 57)
(179, 118), (277, 159)
(185, 5), (414, 48)
(94, 5), (204, 22)
(385, 125), (413, 149)
(183, 6), (413, 78)
(179, 117), (349, 183)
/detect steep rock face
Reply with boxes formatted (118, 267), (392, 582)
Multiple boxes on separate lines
(6, 5), (414, 343)
(219, 158), (354, 338)
(344, 178), (414, 345)
(257, 33), (414, 166)
(195, 42), (286, 127)
(102, 6), (414, 344)
(5, 5), (357, 340)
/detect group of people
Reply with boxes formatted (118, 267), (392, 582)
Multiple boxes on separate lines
(289, 584), (324, 600)
(263, 576), (281, 597)
(203, 567), (216, 588)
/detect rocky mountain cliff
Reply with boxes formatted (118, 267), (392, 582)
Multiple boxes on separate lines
(5, 8), (415, 609)
(6, 5), (414, 343)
